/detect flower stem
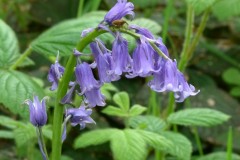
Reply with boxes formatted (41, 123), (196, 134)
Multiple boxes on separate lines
(179, 7), (210, 72)
(36, 127), (49, 160)
(77, 0), (85, 17)
(10, 46), (32, 70)
(162, 0), (174, 43)
(51, 29), (106, 160)
(193, 127), (204, 156)
(178, 4), (194, 71)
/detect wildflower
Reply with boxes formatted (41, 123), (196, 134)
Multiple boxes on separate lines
(84, 88), (106, 108)
(155, 37), (169, 57)
(104, 0), (134, 24)
(174, 71), (200, 102)
(129, 25), (154, 39)
(62, 106), (95, 141)
(61, 82), (77, 104)
(112, 32), (132, 75)
(148, 60), (179, 92)
(90, 40), (120, 83)
(126, 36), (159, 78)
(47, 56), (64, 91)
(24, 96), (47, 127)
(75, 62), (101, 94)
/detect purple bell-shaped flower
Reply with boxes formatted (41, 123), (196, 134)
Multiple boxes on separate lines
(112, 32), (132, 75)
(104, 0), (134, 24)
(84, 88), (106, 108)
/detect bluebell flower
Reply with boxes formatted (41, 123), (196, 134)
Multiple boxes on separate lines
(174, 71), (200, 102)
(24, 96), (47, 127)
(148, 60), (179, 92)
(104, 0), (134, 24)
(47, 56), (64, 91)
(126, 36), (160, 78)
(84, 88), (106, 108)
(81, 28), (94, 37)
(90, 40), (120, 83)
(112, 32), (132, 75)
(62, 106), (95, 141)
(75, 62), (101, 94)
(155, 37), (169, 57)
(61, 82), (77, 104)
(129, 24), (154, 39)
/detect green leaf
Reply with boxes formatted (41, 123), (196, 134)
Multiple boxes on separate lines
(230, 87), (240, 97)
(222, 68), (240, 86)
(167, 108), (230, 127)
(74, 129), (118, 148)
(213, 0), (240, 20)
(131, 18), (162, 34)
(14, 123), (36, 147)
(160, 131), (192, 160)
(129, 115), (166, 133)
(113, 92), (130, 112)
(102, 105), (128, 117)
(129, 104), (147, 116)
(0, 20), (19, 68)
(42, 125), (52, 140)
(0, 115), (25, 129)
(196, 151), (240, 160)
(0, 70), (44, 118)
(31, 11), (112, 57)
(111, 129), (147, 160)
(100, 83), (118, 100)
(0, 130), (14, 139)
(185, 0), (216, 14)
(137, 130), (172, 151)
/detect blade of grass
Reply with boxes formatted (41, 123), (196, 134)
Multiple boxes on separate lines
(226, 126), (233, 160)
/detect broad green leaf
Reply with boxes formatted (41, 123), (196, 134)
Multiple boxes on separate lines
(222, 68), (240, 86)
(74, 129), (118, 148)
(101, 83), (118, 100)
(129, 104), (147, 116)
(0, 20), (33, 68)
(113, 92), (130, 112)
(161, 131), (192, 160)
(213, 0), (240, 20)
(111, 129), (147, 160)
(0, 70), (44, 118)
(14, 123), (36, 147)
(0, 20), (19, 68)
(0, 130), (14, 139)
(137, 130), (172, 150)
(167, 108), (230, 127)
(196, 151), (240, 160)
(131, 18), (162, 34)
(31, 11), (113, 57)
(102, 105), (128, 117)
(185, 0), (216, 14)
(230, 87), (240, 97)
(129, 115), (166, 133)
(0, 115), (25, 129)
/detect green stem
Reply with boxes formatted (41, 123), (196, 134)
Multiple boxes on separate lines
(77, 0), (84, 17)
(166, 92), (175, 118)
(51, 29), (105, 160)
(162, 0), (174, 43)
(193, 127), (204, 156)
(37, 127), (49, 160)
(178, 4), (194, 71)
(10, 46), (32, 70)
(227, 126), (233, 160)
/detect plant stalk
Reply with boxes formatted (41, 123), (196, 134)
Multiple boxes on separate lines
(51, 29), (105, 160)
(77, 0), (85, 17)
(37, 127), (49, 160)
(10, 46), (32, 70)
(162, 0), (174, 43)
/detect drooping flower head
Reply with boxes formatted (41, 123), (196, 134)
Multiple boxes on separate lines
(126, 36), (160, 78)
(104, 0), (134, 24)
(24, 96), (47, 127)
(148, 60), (179, 92)
(90, 40), (120, 83)
(62, 105), (95, 141)
(84, 88), (106, 108)
(112, 32), (132, 75)
(129, 25), (154, 39)
(61, 82), (77, 104)
(75, 62), (101, 94)
(47, 55), (65, 91)
(174, 71), (200, 102)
